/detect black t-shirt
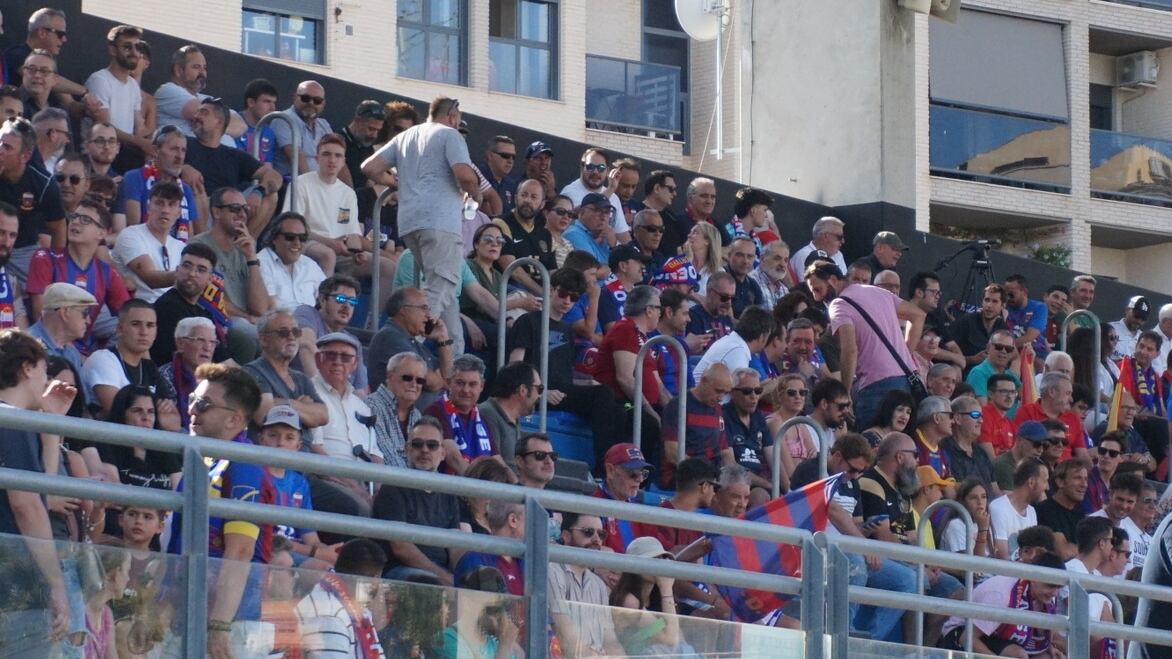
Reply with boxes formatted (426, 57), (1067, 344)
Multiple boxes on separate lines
(0, 420), (43, 535)
(730, 270), (765, 317)
(722, 403), (772, 477)
(507, 311), (574, 390)
(1034, 497), (1085, 545)
(951, 312), (1007, 359)
(0, 163), (64, 248)
(185, 137), (261, 192)
(103, 347), (178, 403)
(656, 207), (688, 259)
(859, 467), (913, 536)
(791, 458), (862, 516)
(499, 212), (556, 276)
(924, 307), (954, 345)
(372, 482), (461, 574)
(941, 437), (997, 495)
(340, 126), (375, 190)
(150, 288), (231, 365)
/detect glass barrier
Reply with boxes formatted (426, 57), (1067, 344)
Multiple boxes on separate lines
(0, 531), (187, 658)
(930, 104), (1071, 190)
(586, 55), (682, 135)
(845, 636), (999, 658)
(1090, 128), (1172, 205)
(1102, 0), (1172, 8)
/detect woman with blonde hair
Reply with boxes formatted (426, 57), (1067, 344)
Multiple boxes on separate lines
(683, 222), (723, 296)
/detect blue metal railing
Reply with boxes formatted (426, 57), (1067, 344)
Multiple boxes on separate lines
(585, 54), (682, 134)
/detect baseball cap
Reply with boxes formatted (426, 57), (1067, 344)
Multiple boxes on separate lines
(604, 443), (651, 470)
(41, 283), (98, 310)
(316, 332), (362, 352)
(608, 243), (650, 271)
(1016, 421), (1048, 444)
(354, 100), (385, 119)
(262, 404), (302, 430)
(915, 465), (955, 489)
(651, 256), (700, 291)
(1128, 295), (1151, 320)
(626, 536), (673, 560)
(873, 231), (909, 251)
(525, 141), (553, 159)
(804, 249), (832, 268)
(580, 192), (611, 209)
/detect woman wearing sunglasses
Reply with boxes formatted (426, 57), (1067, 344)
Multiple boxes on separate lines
(765, 374), (818, 491)
(462, 223), (540, 336)
(543, 195), (576, 269)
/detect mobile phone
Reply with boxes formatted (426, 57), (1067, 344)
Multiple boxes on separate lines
(424, 318), (437, 334)
(863, 514), (890, 529)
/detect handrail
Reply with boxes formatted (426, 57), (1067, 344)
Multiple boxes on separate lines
(366, 186), (395, 331)
(1129, 511), (1172, 659)
(632, 333), (688, 462)
(914, 498), (974, 655)
(251, 110), (300, 212)
(1059, 309), (1102, 428)
(770, 415), (827, 497)
(496, 257), (551, 433)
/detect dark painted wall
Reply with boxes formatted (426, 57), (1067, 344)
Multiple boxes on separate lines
(3, 0), (1167, 322)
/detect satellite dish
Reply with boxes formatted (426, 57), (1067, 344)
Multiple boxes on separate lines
(674, 0), (727, 42)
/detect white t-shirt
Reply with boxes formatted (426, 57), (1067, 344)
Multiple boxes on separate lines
(112, 224), (185, 303)
(790, 241), (847, 278)
(1090, 509), (1149, 571)
(285, 172), (361, 239)
(560, 178), (631, 234)
(693, 331), (751, 385)
(1061, 557), (1110, 619)
(988, 494), (1037, 544)
(295, 583), (387, 658)
(153, 82), (236, 147)
(82, 349), (130, 403)
(310, 374), (382, 462)
(258, 247), (325, 309)
(84, 68), (142, 134)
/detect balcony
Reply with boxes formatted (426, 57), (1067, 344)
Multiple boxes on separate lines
(930, 104), (1071, 192)
(1101, 0), (1172, 9)
(1091, 128), (1172, 206)
(585, 54), (682, 138)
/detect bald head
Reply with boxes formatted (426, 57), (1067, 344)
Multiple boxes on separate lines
(696, 364), (733, 407)
(293, 80), (325, 121)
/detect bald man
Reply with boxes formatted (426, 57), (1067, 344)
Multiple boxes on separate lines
(493, 178), (556, 294)
(272, 80), (333, 177)
(660, 363), (736, 489)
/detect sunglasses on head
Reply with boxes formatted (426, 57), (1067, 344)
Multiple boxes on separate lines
(409, 439), (441, 451)
(520, 450), (559, 462)
(331, 293), (360, 307)
(1098, 447), (1121, 458)
(299, 94), (325, 105)
(279, 231), (309, 243)
(399, 374), (427, 386)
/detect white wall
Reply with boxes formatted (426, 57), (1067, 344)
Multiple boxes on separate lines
(1090, 245), (1127, 281)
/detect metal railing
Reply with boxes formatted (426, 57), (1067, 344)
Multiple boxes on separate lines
(251, 111), (300, 212)
(1059, 309), (1102, 429)
(631, 334), (688, 463)
(496, 257), (551, 433)
(770, 415), (828, 497)
(5, 406), (1172, 658)
(1130, 511), (1172, 659)
(914, 498), (974, 654)
(366, 186), (394, 331)
(585, 54), (682, 135)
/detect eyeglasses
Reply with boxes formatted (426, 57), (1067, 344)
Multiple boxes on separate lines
(519, 450), (559, 462)
(785, 388), (808, 397)
(179, 335), (218, 347)
(189, 395), (235, 414)
(66, 212), (100, 228)
(622, 468), (650, 481)
(639, 225), (665, 234)
(990, 344), (1016, 353)
(548, 208), (572, 217)
(1046, 437), (1066, 447)
(479, 235), (506, 245)
(833, 401), (852, 410)
(279, 231), (309, 243)
(1114, 549), (1132, 559)
(717, 294), (735, 303)
(583, 163), (607, 173)
(55, 173), (84, 185)
(1098, 447), (1121, 458)
(922, 289), (942, 297)
(331, 294), (360, 307)
(408, 439), (441, 451)
(992, 388), (1018, 396)
(399, 374), (427, 386)
(319, 350), (356, 364)
(555, 287), (581, 302)
(215, 203), (247, 215)
(299, 94), (325, 105)
(401, 303), (431, 313)
(571, 527), (608, 540)
(88, 137), (118, 147)
(527, 382), (545, 394)
(264, 327), (303, 339)
(954, 410), (982, 420)
(734, 386), (764, 396)
(829, 234), (844, 242)
(22, 65), (54, 77)
(42, 27), (67, 39)
(492, 151), (516, 160)
(1143, 497), (1158, 504)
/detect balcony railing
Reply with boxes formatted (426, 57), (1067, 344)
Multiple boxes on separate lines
(1091, 128), (1172, 206)
(1101, 0), (1172, 9)
(585, 54), (682, 136)
(930, 103), (1071, 192)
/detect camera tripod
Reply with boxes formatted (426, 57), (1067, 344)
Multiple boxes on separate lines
(935, 241), (998, 317)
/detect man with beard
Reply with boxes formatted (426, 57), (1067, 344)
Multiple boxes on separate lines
(82, 299), (180, 423)
(272, 80), (333, 177)
(150, 242), (232, 364)
(155, 44), (245, 145)
(84, 122), (121, 179)
(337, 100), (385, 189)
(548, 512), (625, 656)
(750, 241), (793, 310)
(258, 211), (325, 310)
(0, 202), (26, 329)
(245, 308), (328, 448)
(118, 125), (206, 241)
(477, 135), (520, 216)
(988, 458), (1049, 560)
(1035, 458), (1088, 560)
(494, 178), (555, 295)
(522, 140), (557, 199)
(85, 26), (152, 162)
(1003, 274), (1049, 358)
(293, 275), (367, 392)
(560, 147), (630, 242)
(0, 116), (64, 279)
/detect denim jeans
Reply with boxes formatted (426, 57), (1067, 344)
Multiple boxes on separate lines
(852, 555), (916, 643)
(853, 376), (911, 431)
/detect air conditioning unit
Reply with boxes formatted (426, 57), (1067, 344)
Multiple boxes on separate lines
(1116, 51), (1160, 87)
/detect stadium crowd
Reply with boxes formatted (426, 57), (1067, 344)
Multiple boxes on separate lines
(0, 7), (1168, 658)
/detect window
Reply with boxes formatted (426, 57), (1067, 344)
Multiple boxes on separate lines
(242, 0), (324, 64)
(1090, 84), (1114, 131)
(489, 0), (557, 99)
(398, 0), (467, 86)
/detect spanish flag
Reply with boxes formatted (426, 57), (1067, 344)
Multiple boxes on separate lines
(1018, 346), (1038, 405)
(1106, 356), (1136, 432)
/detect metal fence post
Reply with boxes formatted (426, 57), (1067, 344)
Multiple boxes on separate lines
(182, 445), (209, 658)
(801, 534), (826, 659)
(1068, 581), (1090, 659)
(631, 334), (687, 454)
(771, 416), (828, 497)
(367, 187), (396, 331)
(252, 111), (299, 212)
(522, 496), (549, 658)
(914, 499), (974, 651)
(1059, 309), (1101, 428)
(823, 536), (851, 659)
(496, 257), (551, 432)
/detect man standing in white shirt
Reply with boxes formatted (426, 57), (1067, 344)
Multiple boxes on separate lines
(1152, 303), (1172, 377)
(559, 147), (631, 242)
(84, 25), (151, 159)
(1090, 472), (1146, 571)
(693, 306), (775, 383)
(988, 457), (1048, 560)
(111, 180), (185, 302)
(154, 44), (243, 145)
(790, 216), (847, 277)
(258, 211), (324, 310)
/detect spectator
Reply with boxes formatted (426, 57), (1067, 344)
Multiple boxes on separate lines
(777, 317), (831, 386)
(1015, 373), (1088, 463)
(860, 388), (913, 448)
(726, 237), (765, 317)
(847, 259), (873, 287)
(26, 282), (92, 379)
(155, 44), (243, 146)
(628, 208), (667, 281)
(293, 275), (367, 392)
(492, 178), (555, 295)
(294, 538), (388, 656)
(558, 249), (604, 344)
(0, 329), (75, 648)
(1039, 418), (1068, 477)
(677, 176), (718, 253)
(807, 261), (925, 430)
(750, 240), (793, 310)
(873, 269), (901, 295)
(593, 442), (654, 553)
(51, 153), (89, 220)
(594, 286), (669, 440)
(723, 186), (776, 256)
(1090, 471), (1145, 569)
(157, 316), (217, 430)
(992, 420), (1047, 493)
(978, 373), (1018, 458)
(907, 272), (965, 368)
(563, 192), (617, 264)
(475, 135), (519, 216)
(1091, 390), (1154, 470)
(722, 367), (774, 502)
(709, 463), (751, 519)
(611, 158), (640, 226)
(5, 8), (75, 89)
(988, 458), (1049, 559)
(1042, 284), (1069, 349)
(1015, 526), (1058, 564)
(335, 100), (385, 190)
(477, 360), (541, 461)
(513, 431), (557, 490)
(82, 299), (177, 418)
(952, 283), (1010, 369)
(909, 466), (964, 641)
(790, 216), (847, 276)
(453, 499), (526, 596)
(609, 537), (683, 653)
(0, 205), (25, 332)
(864, 231), (908, 277)
(661, 362), (735, 488)
(542, 194), (575, 268)
(26, 196), (128, 348)
(939, 478), (992, 558)
(362, 96), (480, 357)
(1111, 295), (1150, 361)
(0, 86), (20, 120)
(943, 395), (999, 496)
(117, 124), (205, 240)
(1062, 517), (1117, 651)
(30, 106), (67, 172)
(640, 458), (719, 555)
(1035, 458), (1088, 560)
(422, 354), (495, 474)
(1129, 480), (1157, 570)
(1085, 431), (1123, 513)
(257, 211), (326, 310)
(964, 329), (1020, 403)
(189, 187), (271, 331)
(149, 242), (238, 365)
(686, 270), (736, 337)
(925, 362), (961, 399)
(365, 352), (425, 469)
(684, 221), (724, 294)
(521, 140), (556, 198)
(548, 512), (625, 656)
(1154, 302), (1172, 377)
(234, 78), (278, 165)
(111, 180), (184, 303)
(560, 147), (629, 241)
(647, 287), (701, 397)
(367, 287), (455, 407)
(463, 222), (541, 334)
(694, 305), (774, 381)
(1003, 274), (1049, 356)
(271, 80), (332, 177)
(372, 416), (463, 584)
(0, 117), (64, 278)
(597, 243), (649, 330)
(244, 308), (328, 446)
(83, 122), (120, 179)
(84, 25), (150, 162)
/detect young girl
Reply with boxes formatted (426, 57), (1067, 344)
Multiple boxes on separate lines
(86, 545), (131, 659)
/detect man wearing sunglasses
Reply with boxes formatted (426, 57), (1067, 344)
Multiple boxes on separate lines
(338, 100), (386, 190)
(0, 116), (65, 278)
(661, 363), (737, 490)
(155, 44), (245, 145)
(560, 147), (630, 242)
(257, 211), (325, 310)
(722, 368), (774, 501)
(599, 242), (650, 332)
(245, 308), (328, 447)
(149, 242), (233, 363)
(685, 270), (736, 338)
(549, 512), (625, 656)
(475, 135), (520, 216)
(5, 8), (83, 94)
(1083, 432), (1124, 513)
(964, 329), (1020, 408)
(190, 187), (272, 333)
(629, 208), (667, 279)
(943, 395), (1000, 498)
(271, 79), (332, 177)
(292, 275), (368, 394)
(790, 216), (847, 278)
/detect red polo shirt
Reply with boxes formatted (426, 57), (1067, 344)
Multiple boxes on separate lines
(979, 403), (1016, 456)
(1013, 402), (1085, 461)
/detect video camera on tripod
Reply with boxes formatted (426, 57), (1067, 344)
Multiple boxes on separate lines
(935, 239), (1001, 317)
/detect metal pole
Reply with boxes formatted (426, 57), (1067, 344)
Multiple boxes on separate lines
(822, 535), (851, 659)
(367, 187), (395, 331)
(1129, 511), (1172, 659)
(181, 445), (209, 659)
(496, 257), (551, 432)
(252, 111), (300, 212)
(1059, 309), (1102, 428)
(1104, 591), (1125, 659)
(522, 496), (549, 658)
(800, 534), (826, 659)
(771, 416), (828, 498)
(1069, 581), (1091, 659)
(914, 499), (974, 653)
(631, 334), (687, 455)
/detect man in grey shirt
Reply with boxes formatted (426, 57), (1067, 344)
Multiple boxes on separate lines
(477, 361), (541, 461)
(362, 96), (481, 355)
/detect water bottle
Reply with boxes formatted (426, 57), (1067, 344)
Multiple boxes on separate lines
(463, 198), (479, 220)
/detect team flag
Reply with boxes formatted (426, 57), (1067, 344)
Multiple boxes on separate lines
(1018, 346), (1038, 405)
(706, 474), (840, 622)
(1106, 356), (1135, 432)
